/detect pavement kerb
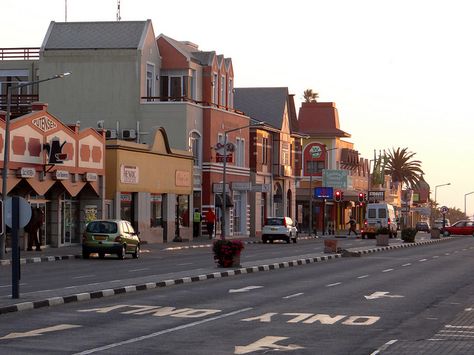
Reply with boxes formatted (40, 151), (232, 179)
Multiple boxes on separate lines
(0, 236), (456, 315)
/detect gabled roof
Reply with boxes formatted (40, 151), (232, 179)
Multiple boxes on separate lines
(234, 87), (291, 131)
(42, 20), (151, 50)
(298, 102), (351, 138)
(192, 51), (216, 66)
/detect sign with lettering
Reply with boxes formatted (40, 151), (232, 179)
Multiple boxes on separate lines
(322, 169), (348, 189)
(32, 116), (57, 132)
(16, 167), (36, 179)
(175, 170), (191, 187)
(315, 187), (334, 199)
(83, 172), (98, 182)
(368, 190), (385, 202)
(53, 170), (70, 180)
(232, 182), (251, 191)
(120, 165), (139, 184)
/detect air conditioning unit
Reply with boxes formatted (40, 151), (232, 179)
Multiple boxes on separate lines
(122, 129), (137, 140)
(105, 129), (117, 139)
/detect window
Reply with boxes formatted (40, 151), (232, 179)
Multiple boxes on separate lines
(146, 63), (155, 99)
(306, 160), (325, 174)
(218, 133), (224, 145)
(378, 209), (387, 218)
(190, 70), (196, 100)
(220, 75), (225, 106)
(190, 132), (201, 166)
(170, 77), (182, 99)
(228, 78), (233, 108)
(178, 195), (189, 227)
(150, 194), (163, 227)
(233, 193), (241, 233)
(235, 138), (245, 167)
(160, 76), (169, 99)
(282, 142), (290, 166)
(212, 73), (218, 104)
(262, 137), (268, 165)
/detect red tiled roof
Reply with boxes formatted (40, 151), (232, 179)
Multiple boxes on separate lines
(298, 102), (350, 137)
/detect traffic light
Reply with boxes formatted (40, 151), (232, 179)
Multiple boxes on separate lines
(340, 191), (344, 201)
(358, 192), (364, 203)
(334, 190), (342, 202)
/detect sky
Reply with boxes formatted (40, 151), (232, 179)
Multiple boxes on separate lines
(2, 0), (474, 216)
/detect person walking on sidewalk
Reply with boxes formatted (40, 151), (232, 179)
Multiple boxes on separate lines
(205, 208), (216, 239)
(347, 215), (358, 236)
(193, 208), (202, 238)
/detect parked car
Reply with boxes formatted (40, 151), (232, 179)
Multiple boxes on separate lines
(433, 219), (450, 229)
(442, 220), (474, 236)
(415, 221), (431, 232)
(361, 203), (398, 238)
(262, 217), (298, 243)
(82, 220), (140, 259)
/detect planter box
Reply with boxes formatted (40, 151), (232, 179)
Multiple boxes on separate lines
(324, 239), (338, 253)
(430, 228), (441, 239)
(376, 234), (389, 246)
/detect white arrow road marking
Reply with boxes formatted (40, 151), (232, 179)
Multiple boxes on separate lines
(234, 336), (304, 354)
(365, 292), (404, 300)
(283, 293), (304, 299)
(0, 324), (81, 340)
(229, 286), (263, 293)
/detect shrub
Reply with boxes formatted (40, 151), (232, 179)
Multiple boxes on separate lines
(212, 239), (244, 267)
(401, 227), (417, 243)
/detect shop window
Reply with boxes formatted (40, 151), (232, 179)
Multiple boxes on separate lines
(178, 195), (189, 227)
(233, 194), (241, 234)
(120, 192), (133, 223)
(150, 193), (163, 227)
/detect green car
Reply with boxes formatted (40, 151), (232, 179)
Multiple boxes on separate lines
(82, 220), (140, 259)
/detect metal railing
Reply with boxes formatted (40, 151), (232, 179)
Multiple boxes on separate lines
(0, 94), (39, 117)
(141, 96), (246, 115)
(0, 48), (40, 60)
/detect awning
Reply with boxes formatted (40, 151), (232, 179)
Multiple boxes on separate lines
(215, 193), (234, 207)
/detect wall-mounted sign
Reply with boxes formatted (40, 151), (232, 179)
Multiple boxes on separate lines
(214, 142), (235, 154)
(232, 182), (251, 191)
(251, 184), (271, 193)
(216, 153), (233, 163)
(120, 192), (132, 202)
(368, 190), (385, 201)
(120, 165), (139, 184)
(83, 172), (98, 182)
(213, 183), (230, 193)
(175, 170), (191, 187)
(322, 169), (348, 189)
(315, 187), (334, 199)
(32, 116), (57, 132)
(16, 167), (36, 179)
(53, 170), (70, 180)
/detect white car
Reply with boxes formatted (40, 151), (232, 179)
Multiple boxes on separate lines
(262, 217), (298, 243)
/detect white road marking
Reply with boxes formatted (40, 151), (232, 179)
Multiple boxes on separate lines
(382, 269), (394, 273)
(445, 253), (450, 255)
(235, 336), (304, 354)
(432, 255), (439, 258)
(365, 292), (404, 300)
(177, 263), (193, 266)
(283, 293), (304, 299)
(370, 339), (398, 355)
(326, 282), (341, 287)
(357, 275), (369, 279)
(229, 286), (263, 293)
(73, 275), (95, 279)
(465, 308), (473, 312)
(0, 324), (81, 340)
(445, 325), (474, 329)
(419, 259), (428, 262)
(0, 283), (26, 288)
(73, 307), (253, 354)
(129, 268), (149, 272)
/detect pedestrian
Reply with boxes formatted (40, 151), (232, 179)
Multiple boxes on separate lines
(205, 208), (216, 239)
(193, 208), (202, 238)
(347, 215), (357, 236)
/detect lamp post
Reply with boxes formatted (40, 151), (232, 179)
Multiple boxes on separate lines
(0, 72), (71, 260)
(464, 191), (474, 216)
(434, 182), (451, 206)
(220, 121), (264, 240)
(322, 146), (338, 235)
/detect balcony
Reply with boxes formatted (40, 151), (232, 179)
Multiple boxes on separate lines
(141, 96), (245, 115)
(0, 48), (40, 60)
(0, 94), (39, 118)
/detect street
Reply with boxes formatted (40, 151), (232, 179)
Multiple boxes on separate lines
(0, 237), (473, 354)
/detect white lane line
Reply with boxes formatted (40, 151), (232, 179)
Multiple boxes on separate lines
(129, 268), (149, 272)
(445, 325), (474, 329)
(283, 293), (304, 299)
(326, 282), (341, 287)
(357, 275), (369, 279)
(402, 263), (411, 267)
(177, 263), (193, 266)
(0, 283), (27, 288)
(445, 253), (450, 255)
(419, 259), (428, 262)
(370, 339), (398, 355)
(432, 255), (439, 258)
(73, 307), (253, 355)
(73, 275), (95, 279)
(382, 269), (394, 273)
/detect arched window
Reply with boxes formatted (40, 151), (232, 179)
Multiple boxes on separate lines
(189, 132), (201, 167)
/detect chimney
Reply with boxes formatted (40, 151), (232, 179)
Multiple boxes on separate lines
(31, 102), (49, 111)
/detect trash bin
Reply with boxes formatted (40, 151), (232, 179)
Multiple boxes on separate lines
(430, 228), (441, 239)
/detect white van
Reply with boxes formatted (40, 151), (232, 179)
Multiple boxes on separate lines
(361, 203), (398, 238)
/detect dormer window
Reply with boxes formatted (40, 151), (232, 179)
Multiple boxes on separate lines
(220, 75), (225, 107)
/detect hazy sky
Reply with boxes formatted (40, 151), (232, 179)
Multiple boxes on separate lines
(2, 0), (473, 215)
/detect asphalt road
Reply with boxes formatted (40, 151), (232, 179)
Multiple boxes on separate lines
(0, 237), (473, 354)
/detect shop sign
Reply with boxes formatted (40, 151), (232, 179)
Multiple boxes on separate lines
(16, 167), (36, 179)
(216, 153), (233, 163)
(368, 190), (385, 201)
(232, 182), (251, 191)
(315, 187), (334, 199)
(175, 170), (191, 187)
(32, 116), (57, 132)
(213, 183), (230, 193)
(53, 170), (70, 180)
(322, 169), (348, 189)
(120, 193), (132, 202)
(151, 194), (162, 202)
(83, 172), (98, 182)
(120, 165), (139, 184)
(251, 184), (271, 193)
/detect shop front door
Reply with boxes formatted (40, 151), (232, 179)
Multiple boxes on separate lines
(61, 200), (79, 245)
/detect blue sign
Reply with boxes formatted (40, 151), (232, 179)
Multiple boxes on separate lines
(315, 187), (333, 199)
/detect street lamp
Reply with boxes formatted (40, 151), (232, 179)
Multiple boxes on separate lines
(434, 182), (451, 206)
(464, 191), (474, 216)
(0, 72), (71, 260)
(220, 121), (264, 240)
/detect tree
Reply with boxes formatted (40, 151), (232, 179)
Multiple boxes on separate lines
(384, 147), (424, 189)
(303, 89), (319, 103)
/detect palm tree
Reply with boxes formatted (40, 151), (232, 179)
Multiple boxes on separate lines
(384, 147), (424, 189)
(303, 89), (319, 103)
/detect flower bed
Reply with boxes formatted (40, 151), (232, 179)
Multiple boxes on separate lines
(212, 239), (244, 267)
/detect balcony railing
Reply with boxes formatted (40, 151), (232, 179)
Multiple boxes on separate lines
(0, 48), (40, 60)
(141, 96), (245, 115)
(0, 94), (39, 118)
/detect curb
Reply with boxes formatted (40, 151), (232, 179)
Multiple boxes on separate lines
(349, 237), (454, 256)
(0, 254), (81, 267)
(0, 253), (340, 315)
